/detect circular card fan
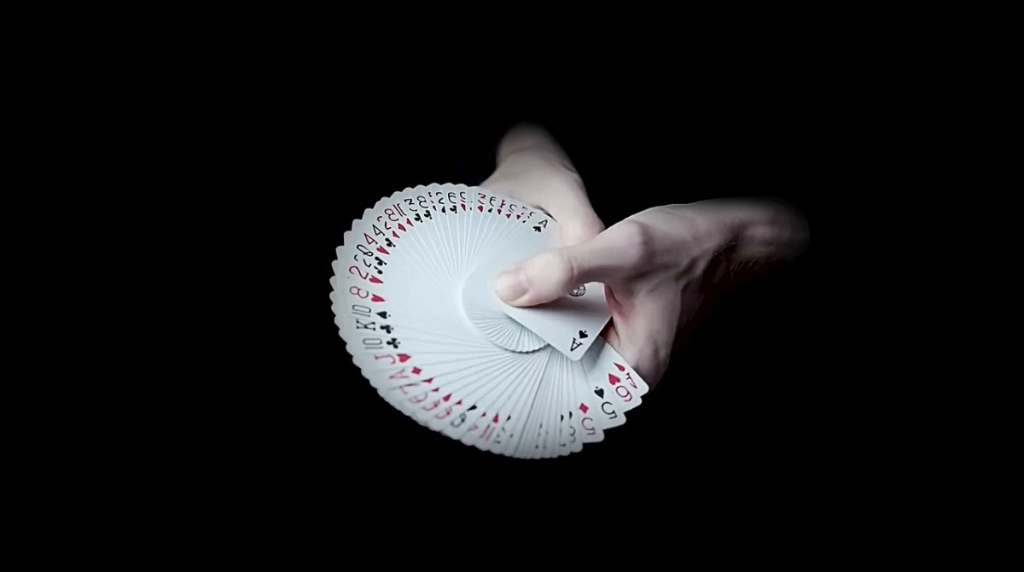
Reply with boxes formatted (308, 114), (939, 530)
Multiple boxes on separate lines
(330, 183), (648, 458)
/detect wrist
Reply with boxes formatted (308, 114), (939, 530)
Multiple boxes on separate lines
(689, 199), (808, 282)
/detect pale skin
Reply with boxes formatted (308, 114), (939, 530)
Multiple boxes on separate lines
(482, 123), (810, 387)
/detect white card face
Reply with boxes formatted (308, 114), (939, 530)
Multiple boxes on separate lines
(330, 184), (646, 459)
(461, 255), (546, 353)
(500, 282), (612, 360)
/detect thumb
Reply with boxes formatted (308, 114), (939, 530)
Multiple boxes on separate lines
(493, 229), (638, 307)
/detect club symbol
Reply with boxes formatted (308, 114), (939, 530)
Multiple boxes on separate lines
(387, 338), (400, 348)
(414, 214), (422, 223)
(569, 285), (586, 297)
(381, 325), (393, 334)
(385, 239), (395, 248)
(374, 257), (387, 266)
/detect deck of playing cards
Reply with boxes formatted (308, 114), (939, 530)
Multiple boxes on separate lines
(330, 183), (649, 458)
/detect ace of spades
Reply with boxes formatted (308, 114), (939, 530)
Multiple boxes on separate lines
(500, 281), (611, 360)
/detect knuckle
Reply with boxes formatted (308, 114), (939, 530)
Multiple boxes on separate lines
(524, 250), (575, 290)
(553, 249), (580, 285)
(615, 220), (655, 268)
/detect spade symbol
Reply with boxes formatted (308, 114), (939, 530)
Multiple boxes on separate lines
(533, 225), (541, 232)
(377, 311), (389, 319)
(578, 330), (588, 339)
(376, 268), (383, 274)
(487, 208), (493, 213)
(594, 387), (605, 398)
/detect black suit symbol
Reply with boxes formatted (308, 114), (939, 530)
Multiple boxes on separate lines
(387, 338), (400, 348)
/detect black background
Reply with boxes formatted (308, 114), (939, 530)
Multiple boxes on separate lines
(219, 86), (832, 486)
(9, 68), (845, 567)
(216, 89), (836, 557)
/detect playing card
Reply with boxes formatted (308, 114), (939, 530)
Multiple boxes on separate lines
(330, 183), (649, 458)
(500, 282), (612, 359)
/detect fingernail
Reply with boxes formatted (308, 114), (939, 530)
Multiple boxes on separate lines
(493, 267), (527, 304)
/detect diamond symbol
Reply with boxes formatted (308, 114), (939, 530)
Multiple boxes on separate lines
(578, 403), (589, 414)
(412, 367), (422, 375)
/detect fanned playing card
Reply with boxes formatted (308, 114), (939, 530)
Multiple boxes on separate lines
(330, 183), (648, 458)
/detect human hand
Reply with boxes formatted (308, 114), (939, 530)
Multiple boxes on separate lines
(481, 123), (604, 247)
(492, 201), (809, 386)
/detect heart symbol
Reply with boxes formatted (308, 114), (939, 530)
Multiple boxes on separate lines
(578, 330), (588, 339)
(608, 374), (621, 386)
(369, 276), (383, 284)
(376, 246), (390, 255)
(594, 387), (604, 398)
(371, 294), (385, 303)
(615, 363), (625, 371)
(397, 223), (406, 231)
(398, 353), (411, 362)
(478, 205), (484, 212)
